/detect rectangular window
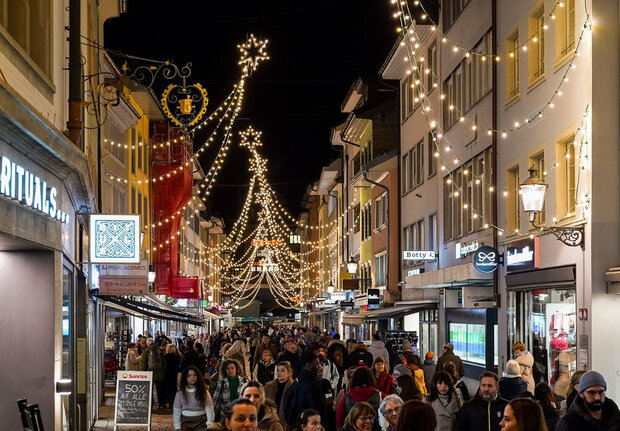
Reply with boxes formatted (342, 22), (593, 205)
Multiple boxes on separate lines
(566, 141), (576, 214)
(463, 163), (473, 234)
(353, 204), (360, 233)
(143, 197), (148, 227)
(131, 186), (136, 214)
(427, 42), (437, 91)
(555, 134), (576, 217)
(407, 74), (414, 117)
(429, 213), (437, 251)
(413, 219), (424, 250)
(374, 253), (386, 287)
(506, 30), (520, 101)
(382, 193), (388, 227)
(403, 225), (411, 251)
(506, 165), (521, 233)
(130, 129), (136, 174)
(449, 323), (486, 365)
(401, 79), (408, 122)
(443, 175), (453, 240)
(556, 0), (576, 60)
(443, 0), (471, 31)
(137, 190), (143, 221)
(473, 153), (485, 231)
(452, 168), (462, 238)
(529, 151), (546, 224)
(137, 132), (143, 171)
(528, 3), (545, 83)
(375, 197), (381, 229)
(428, 131), (437, 178)
(402, 152), (410, 192)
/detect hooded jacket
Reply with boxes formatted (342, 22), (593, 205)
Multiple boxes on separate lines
(336, 386), (382, 428)
(348, 344), (374, 368)
(453, 394), (508, 431)
(368, 340), (391, 370)
(556, 395), (620, 431)
(515, 350), (536, 394)
(498, 376), (528, 401)
(436, 351), (466, 379)
(422, 356), (435, 390)
(257, 404), (284, 431)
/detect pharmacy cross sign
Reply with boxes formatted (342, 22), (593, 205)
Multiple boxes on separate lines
(89, 215), (141, 264)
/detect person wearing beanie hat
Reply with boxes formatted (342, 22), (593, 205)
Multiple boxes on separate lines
(556, 370), (620, 431)
(393, 364), (412, 378)
(422, 352), (436, 391)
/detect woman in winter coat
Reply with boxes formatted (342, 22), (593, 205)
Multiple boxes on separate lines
(443, 361), (468, 404)
(513, 342), (535, 393)
(211, 358), (248, 422)
(252, 349), (276, 386)
(394, 374), (422, 402)
(535, 382), (560, 431)
(371, 356), (393, 396)
(426, 371), (461, 431)
(224, 340), (251, 380)
(173, 366), (214, 431)
(164, 344), (182, 408)
(499, 360), (528, 401)
(264, 361), (294, 428)
(240, 381), (283, 431)
(336, 367), (383, 429)
(125, 342), (142, 371)
(404, 354), (428, 397)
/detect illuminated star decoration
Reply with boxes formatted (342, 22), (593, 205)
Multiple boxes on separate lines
(239, 125), (263, 149)
(238, 34), (270, 75)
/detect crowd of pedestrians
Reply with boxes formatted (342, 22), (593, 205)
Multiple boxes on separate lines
(124, 326), (620, 431)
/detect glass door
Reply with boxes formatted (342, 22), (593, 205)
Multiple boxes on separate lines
(61, 266), (74, 431)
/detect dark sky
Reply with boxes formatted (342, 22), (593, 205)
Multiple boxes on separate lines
(105, 0), (395, 228)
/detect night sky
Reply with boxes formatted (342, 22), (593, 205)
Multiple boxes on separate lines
(105, 0), (395, 228)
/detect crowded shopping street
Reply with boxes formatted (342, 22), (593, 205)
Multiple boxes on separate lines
(2, 0), (620, 430)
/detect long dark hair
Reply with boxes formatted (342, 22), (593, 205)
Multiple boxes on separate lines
(395, 400), (436, 431)
(508, 398), (548, 431)
(180, 365), (207, 406)
(427, 371), (456, 402)
(534, 382), (555, 409)
(396, 374), (421, 401)
(350, 367), (376, 388)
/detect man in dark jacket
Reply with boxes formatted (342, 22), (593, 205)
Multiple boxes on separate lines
(253, 333), (279, 366)
(556, 371), (620, 431)
(348, 343), (374, 368)
(436, 342), (466, 379)
(178, 339), (201, 373)
(454, 371), (507, 431)
(285, 350), (327, 427)
(278, 338), (301, 377)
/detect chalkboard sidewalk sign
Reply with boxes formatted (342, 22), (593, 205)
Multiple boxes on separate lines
(114, 371), (153, 430)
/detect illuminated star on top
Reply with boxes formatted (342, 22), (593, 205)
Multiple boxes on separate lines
(238, 34), (270, 74)
(240, 125), (263, 149)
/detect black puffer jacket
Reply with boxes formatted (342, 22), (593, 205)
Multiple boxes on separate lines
(498, 376), (527, 400)
(453, 395), (508, 431)
(556, 396), (620, 431)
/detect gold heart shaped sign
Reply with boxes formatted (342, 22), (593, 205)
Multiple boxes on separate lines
(161, 83), (209, 129)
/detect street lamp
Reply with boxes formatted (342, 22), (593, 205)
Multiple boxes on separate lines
(347, 257), (358, 274)
(519, 167), (584, 248)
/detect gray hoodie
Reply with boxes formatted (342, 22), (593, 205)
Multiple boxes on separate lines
(368, 340), (391, 371)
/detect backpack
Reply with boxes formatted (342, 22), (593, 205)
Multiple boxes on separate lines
(281, 380), (300, 426)
(148, 348), (162, 370)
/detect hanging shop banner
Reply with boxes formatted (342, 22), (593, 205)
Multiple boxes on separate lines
(330, 292), (347, 301)
(473, 246), (500, 273)
(114, 371), (152, 427)
(90, 214), (141, 263)
(367, 289), (381, 307)
(506, 238), (539, 272)
(403, 250), (437, 260)
(462, 286), (495, 308)
(456, 241), (480, 259)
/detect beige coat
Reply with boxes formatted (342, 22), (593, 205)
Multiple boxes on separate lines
(515, 350), (535, 393)
(126, 349), (142, 371)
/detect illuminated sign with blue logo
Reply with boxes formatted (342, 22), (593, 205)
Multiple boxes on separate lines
(0, 155), (69, 222)
(90, 214), (141, 263)
(473, 246), (500, 273)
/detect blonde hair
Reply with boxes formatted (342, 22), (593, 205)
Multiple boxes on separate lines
(512, 342), (526, 352)
(166, 344), (180, 356)
(276, 361), (293, 375)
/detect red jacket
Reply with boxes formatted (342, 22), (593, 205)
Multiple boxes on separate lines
(374, 371), (394, 396)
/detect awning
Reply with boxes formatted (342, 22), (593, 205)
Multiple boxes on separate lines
(309, 307), (340, 316)
(364, 304), (434, 321)
(203, 310), (222, 320)
(405, 263), (492, 289)
(506, 264), (576, 291)
(342, 313), (365, 324)
(96, 295), (204, 326)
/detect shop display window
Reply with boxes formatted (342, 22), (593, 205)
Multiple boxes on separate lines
(449, 322), (486, 364)
(507, 288), (576, 399)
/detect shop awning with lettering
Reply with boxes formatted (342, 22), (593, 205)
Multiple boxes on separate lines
(96, 295), (205, 326)
(364, 303), (436, 321)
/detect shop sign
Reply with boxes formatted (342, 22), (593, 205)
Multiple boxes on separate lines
(455, 241), (480, 259)
(462, 286), (494, 308)
(90, 214), (141, 263)
(444, 289), (462, 308)
(340, 300), (354, 307)
(367, 289), (380, 307)
(99, 277), (148, 295)
(403, 250), (437, 260)
(506, 238), (538, 272)
(0, 155), (69, 223)
(473, 246), (500, 273)
(114, 371), (152, 427)
(408, 268), (421, 276)
(330, 292), (347, 301)
(100, 260), (148, 277)
(355, 295), (368, 306)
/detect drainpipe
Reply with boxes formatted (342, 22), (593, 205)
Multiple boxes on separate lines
(67, 0), (83, 147)
(339, 121), (360, 264)
(363, 167), (390, 301)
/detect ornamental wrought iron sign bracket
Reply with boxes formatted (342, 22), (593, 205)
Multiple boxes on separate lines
(531, 220), (585, 250)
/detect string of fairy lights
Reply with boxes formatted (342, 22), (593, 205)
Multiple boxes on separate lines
(390, 0), (592, 238)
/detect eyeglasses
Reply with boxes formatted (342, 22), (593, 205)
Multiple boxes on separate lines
(585, 389), (605, 397)
(359, 416), (375, 422)
(384, 407), (401, 416)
